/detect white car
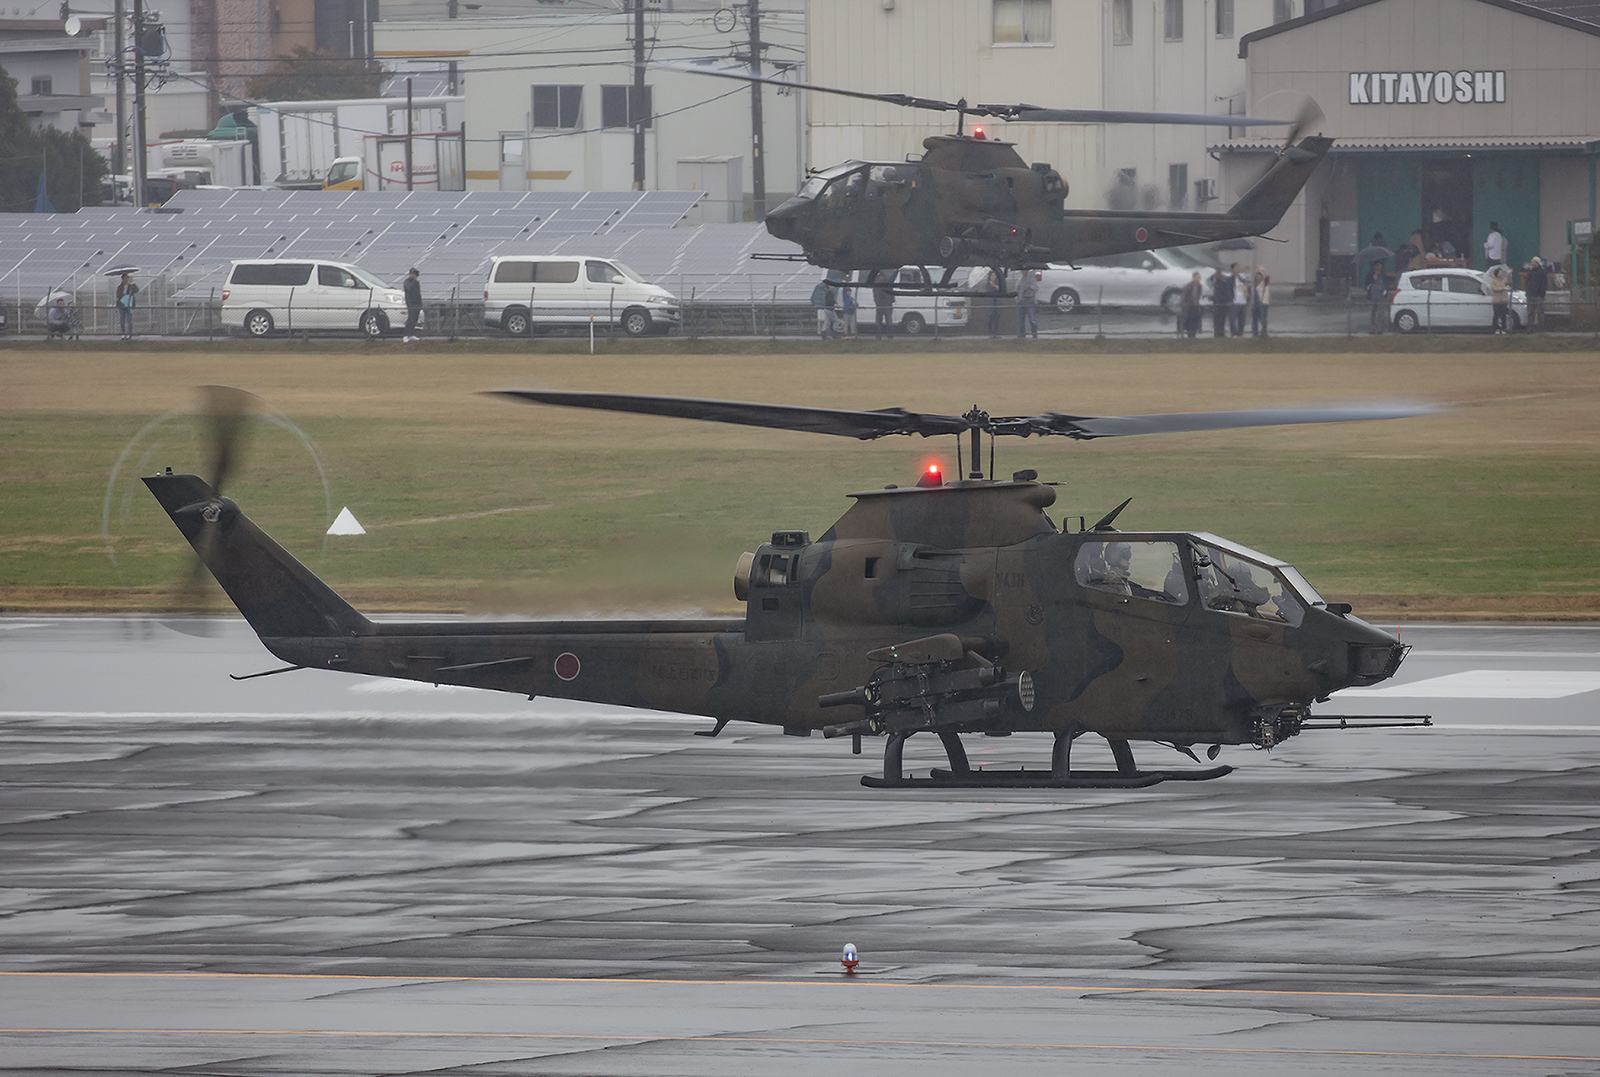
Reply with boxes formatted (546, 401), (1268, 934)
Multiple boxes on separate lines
(1390, 268), (1526, 332)
(1033, 249), (1196, 314)
(867, 267), (969, 335)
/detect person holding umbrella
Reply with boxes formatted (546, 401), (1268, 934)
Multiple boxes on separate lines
(46, 298), (71, 340)
(115, 272), (139, 340)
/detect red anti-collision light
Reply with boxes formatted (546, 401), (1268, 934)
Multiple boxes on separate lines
(916, 464), (944, 488)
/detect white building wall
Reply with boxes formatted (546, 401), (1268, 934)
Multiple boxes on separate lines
(372, 10), (803, 210)
(806, 0), (1104, 207)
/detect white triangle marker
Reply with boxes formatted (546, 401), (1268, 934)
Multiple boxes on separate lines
(327, 507), (366, 535)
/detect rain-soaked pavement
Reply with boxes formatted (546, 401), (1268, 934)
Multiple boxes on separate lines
(1, 615), (1597, 1075)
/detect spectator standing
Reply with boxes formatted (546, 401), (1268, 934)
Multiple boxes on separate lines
(1365, 263), (1389, 334)
(1483, 222), (1506, 269)
(1209, 266), (1232, 338)
(1179, 272), (1204, 338)
(402, 268), (423, 342)
(115, 273), (138, 340)
(1523, 257), (1548, 331)
(983, 267), (1002, 338)
(1230, 263), (1250, 337)
(1488, 264), (1511, 334)
(872, 277), (895, 337)
(811, 278), (837, 339)
(1016, 270), (1039, 339)
(839, 285), (857, 339)
(1251, 267), (1271, 337)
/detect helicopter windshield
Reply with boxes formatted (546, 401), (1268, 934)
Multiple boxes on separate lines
(1190, 535), (1321, 627)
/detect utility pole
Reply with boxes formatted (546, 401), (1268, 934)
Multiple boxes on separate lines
(631, 0), (646, 190)
(747, 0), (765, 219)
(112, 0), (126, 179)
(405, 78), (415, 191)
(131, 0), (147, 206)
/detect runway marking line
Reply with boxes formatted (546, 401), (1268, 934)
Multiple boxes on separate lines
(1, 970), (1595, 1004)
(0, 1027), (1594, 1062)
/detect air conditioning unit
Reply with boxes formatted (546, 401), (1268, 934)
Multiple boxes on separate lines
(1194, 178), (1218, 205)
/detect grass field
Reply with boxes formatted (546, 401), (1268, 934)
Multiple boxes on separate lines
(4, 337), (1599, 619)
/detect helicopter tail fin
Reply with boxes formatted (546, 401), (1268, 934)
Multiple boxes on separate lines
(1225, 135), (1334, 227)
(143, 471), (372, 640)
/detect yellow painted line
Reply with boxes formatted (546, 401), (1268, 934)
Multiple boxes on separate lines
(527, 170), (571, 180)
(0, 1028), (1595, 1062)
(1, 970), (1595, 1005)
(464, 170), (500, 180)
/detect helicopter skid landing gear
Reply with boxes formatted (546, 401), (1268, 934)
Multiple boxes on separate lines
(860, 730), (1233, 789)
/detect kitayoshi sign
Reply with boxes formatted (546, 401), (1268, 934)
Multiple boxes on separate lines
(1349, 70), (1506, 104)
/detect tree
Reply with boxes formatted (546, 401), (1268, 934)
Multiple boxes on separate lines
(245, 48), (388, 101)
(0, 63), (108, 213)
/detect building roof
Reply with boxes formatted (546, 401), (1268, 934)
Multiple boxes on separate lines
(1240, 0), (1600, 57)
(1212, 134), (1600, 152)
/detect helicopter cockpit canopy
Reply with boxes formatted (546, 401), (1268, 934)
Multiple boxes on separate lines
(797, 161), (920, 208)
(1073, 533), (1326, 628)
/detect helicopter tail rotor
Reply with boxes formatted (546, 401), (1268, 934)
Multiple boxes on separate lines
(1228, 95), (1326, 198)
(167, 386), (262, 630)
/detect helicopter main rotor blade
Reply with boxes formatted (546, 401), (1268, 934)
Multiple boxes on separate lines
(493, 392), (1439, 443)
(490, 390), (970, 440)
(1028, 404), (1442, 440)
(670, 63), (1293, 127)
(1002, 106), (1290, 127)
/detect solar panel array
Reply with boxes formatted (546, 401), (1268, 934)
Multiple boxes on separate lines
(0, 188), (845, 312)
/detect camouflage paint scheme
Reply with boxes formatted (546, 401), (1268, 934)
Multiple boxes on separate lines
(144, 470), (1407, 775)
(765, 134), (1333, 274)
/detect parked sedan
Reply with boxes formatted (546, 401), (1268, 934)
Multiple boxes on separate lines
(1034, 250), (1196, 314)
(1390, 268), (1526, 332)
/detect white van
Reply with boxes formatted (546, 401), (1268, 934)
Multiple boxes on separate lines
(222, 260), (407, 338)
(484, 256), (679, 337)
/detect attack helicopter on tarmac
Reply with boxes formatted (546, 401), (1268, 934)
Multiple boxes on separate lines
(145, 388), (1431, 789)
(684, 65), (1328, 287)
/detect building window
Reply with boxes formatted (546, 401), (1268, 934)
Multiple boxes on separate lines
(1112, 0), (1132, 44)
(30, 76), (53, 96)
(1215, 0), (1234, 37)
(1273, 0), (1294, 20)
(1169, 163), (1188, 209)
(1164, 0), (1183, 40)
(601, 85), (652, 129)
(994, 0), (1053, 43)
(533, 85), (583, 130)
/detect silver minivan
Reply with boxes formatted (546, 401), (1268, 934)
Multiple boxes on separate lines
(483, 256), (679, 337)
(222, 260), (407, 337)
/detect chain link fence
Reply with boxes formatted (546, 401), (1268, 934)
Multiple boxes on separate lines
(3, 288), (1597, 340)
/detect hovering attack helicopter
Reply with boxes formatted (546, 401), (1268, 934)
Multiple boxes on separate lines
(146, 389), (1430, 789)
(689, 65), (1327, 283)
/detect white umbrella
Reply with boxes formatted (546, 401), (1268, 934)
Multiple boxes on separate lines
(103, 265), (140, 277)
(35, 290), (72, 317)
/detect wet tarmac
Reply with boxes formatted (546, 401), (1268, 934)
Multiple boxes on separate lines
(1, 616), (1597, 1075)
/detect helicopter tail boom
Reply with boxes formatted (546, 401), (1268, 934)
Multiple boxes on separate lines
(1224, 135), (1334, 229)
(144, 471), (373, 641)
